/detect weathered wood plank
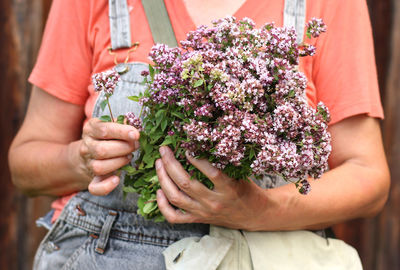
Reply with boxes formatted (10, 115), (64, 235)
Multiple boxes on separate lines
(378, 0), (400, 268)
(1, 1), (54, 269)
(0, 0), (20, 269)
(333, 1), (398, 269)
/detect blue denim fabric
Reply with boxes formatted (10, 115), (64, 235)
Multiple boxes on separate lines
(33, 194), (209, 270)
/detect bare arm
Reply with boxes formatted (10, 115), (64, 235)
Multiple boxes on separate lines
(8, 87), (140, 197)
(155, 115), (390, 231)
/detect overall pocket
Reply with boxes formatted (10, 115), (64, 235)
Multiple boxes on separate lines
(33, 220), (92, 270)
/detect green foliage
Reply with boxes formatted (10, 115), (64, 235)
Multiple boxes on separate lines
(128, 95), (140, 102)
(149, 64), (155, 80)
(306, 30), (312, 39)
(119, 82), (221, 220)
(100, 115), (111, 122)
(193, 79), (204, 88)
(117, 115), (125, 124)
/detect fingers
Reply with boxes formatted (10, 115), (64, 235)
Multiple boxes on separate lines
(156, 189), (196, 224)
(88, 174), (120, 196)
(158, 146), (212, 198)
(90, 155), (132, 176)
(185, 151), (234, 189)
(84, 118), (140, 141)
(81, 136), (137, 160)
(155, 159), (198, 210)
(79, 117), (139, 180)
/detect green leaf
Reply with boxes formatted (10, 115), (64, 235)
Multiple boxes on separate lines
(142, 145), (159, 167)
(121, 164), (136, 174)
(143, 153), (157, 168)
(148, 174), (159, 184)
(139, 132), (148, 144)
(249, 147), (255, 160)
(100, 115), (111, 122)
(128, 95), (140, 102)
(100, 99), (108, 111)
(150, 132), (164, 144)
(171, 111), (185, 119)
(144, 143), (153, 154)
(193, 79), (204, 88)
(137, 197), (146, 210)
(122, 186), (137, 193)
(161, 118), (168, 131)
(142, 171), (156, 183)
(155, 110), (166, 127)
(161, 136), (173, 146)
(149, 64), (155, 79)
(143, 202), (157, 214)
(155, 109), (166, 120)
(117, 115), (125, 124)
(133, 177), (147, 188)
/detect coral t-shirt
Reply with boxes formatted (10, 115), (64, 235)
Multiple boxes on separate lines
(29, 0), (384, 222)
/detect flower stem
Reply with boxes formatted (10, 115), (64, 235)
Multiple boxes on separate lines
(106, 96), (115, 122)
(139, 104), (144, 119)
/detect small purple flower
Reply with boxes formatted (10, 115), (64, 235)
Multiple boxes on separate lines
(125, 112), (143, 131)
(92, 69), (120, 95)
(141, 70), (150, 77)
(194, 103), (214, 117)
(306, 17), (327, 38)
(299, 44), (316, 56)
(299, 179), (311, 195)
(167, 130), (175, 136)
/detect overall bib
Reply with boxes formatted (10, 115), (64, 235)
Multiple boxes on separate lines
(32, 1), (328, 269)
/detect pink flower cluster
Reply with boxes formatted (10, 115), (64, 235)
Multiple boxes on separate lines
(306, 17), (327, 38)
(125, 112), (143, 131)
(92, 69), (120, 95)
(142, 16), (330, 194)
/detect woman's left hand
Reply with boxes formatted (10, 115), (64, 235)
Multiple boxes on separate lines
(155, 146), (276, 230)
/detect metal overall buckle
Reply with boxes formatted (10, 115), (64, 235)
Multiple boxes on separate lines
(107, 41), (140, 75)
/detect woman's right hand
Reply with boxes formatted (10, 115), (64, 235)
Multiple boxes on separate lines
(9, 87), (139, 196)
(79, 118), (140, 196)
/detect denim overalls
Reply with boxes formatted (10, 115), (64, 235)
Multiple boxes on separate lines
(33, 0), (307, 269)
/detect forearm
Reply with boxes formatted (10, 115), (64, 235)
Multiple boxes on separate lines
(252, 160), (390, 231)
(9, 139), (89, 197)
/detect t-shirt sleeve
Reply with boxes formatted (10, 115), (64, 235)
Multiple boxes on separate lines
(312, 0), (384, 125)
(29, 0), (92, 105)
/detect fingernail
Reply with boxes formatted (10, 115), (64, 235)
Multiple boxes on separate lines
(159, 147), (166, 156)
(92, 176), (101, 183)
(128, 131), (137, 140)
(155, 159), (162, 169)
(134, 141), (140, 149)
(112, 176), (119, 184)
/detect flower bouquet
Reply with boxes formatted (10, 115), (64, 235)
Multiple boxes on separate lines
(93, 17), (330, 221)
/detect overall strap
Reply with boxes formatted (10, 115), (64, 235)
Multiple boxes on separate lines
(284, 0), (307, 43)
(141, 0), (178, 47)
(109, 0), (132, 50)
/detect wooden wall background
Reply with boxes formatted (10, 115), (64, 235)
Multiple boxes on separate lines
(0, 0), (398, 269)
